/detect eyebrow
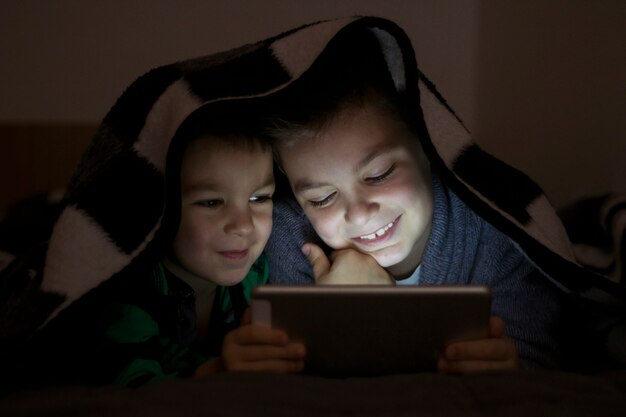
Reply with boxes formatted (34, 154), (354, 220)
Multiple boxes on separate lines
(183, 173), (274, 194)
(356, 146), (395, 171)
(257, 176), (276, 190)
(294, 180), (331, 194)
(294, 145), (397, 194)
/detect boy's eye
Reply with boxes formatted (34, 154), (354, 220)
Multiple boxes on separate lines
(308, 192), (336, 208)
(250, 194), (273, 204)
(197, 199), (222, 208)
(366, 164), (395, 183)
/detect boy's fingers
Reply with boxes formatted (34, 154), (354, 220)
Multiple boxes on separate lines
(445, 338), (516, 362)
(222, 342), (306, 373)
(227, 325), (289, 346)
(241, 307), (252, 325)
(301, 243), (330, 282)
(439, 333), (519, 374)
(229, 358), (305, 373)
(438, 358), (517, 374)
(236, 343), (306, 362)
(489, 316), (506, 338)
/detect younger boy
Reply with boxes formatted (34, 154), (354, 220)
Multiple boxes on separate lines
(96, 104), (305, 386)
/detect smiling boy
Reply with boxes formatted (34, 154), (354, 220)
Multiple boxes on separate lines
(264, 30), (567, 373)
(93, 104), (305, 385)
(276, 93), (434, 281)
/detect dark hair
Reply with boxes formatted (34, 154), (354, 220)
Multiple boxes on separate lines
(173, 99), (272, 154)
(157, 99), (273, 250)
(263, 26), (421, 150)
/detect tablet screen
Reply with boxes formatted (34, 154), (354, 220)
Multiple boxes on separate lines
(251, 285), (491, 376)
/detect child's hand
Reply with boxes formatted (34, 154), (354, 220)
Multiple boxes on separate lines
(437, 316), (519, 374)
(218, 309), (306, 373)
(302, 243), (395, 285)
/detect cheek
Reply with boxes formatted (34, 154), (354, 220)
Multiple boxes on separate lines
(174, 214), (214, 254)
(255, 211), (274, 243)
(397, 184), (422, 205)
(389, 173), (430, 205)
(305, 209), (343, 243)
(392, 176), (433, 226)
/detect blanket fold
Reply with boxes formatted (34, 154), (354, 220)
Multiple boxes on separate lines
(0, 16), (623, 357)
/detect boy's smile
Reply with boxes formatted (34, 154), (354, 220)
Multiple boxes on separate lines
(170, 137), (274, 287)
(277, 102), (434, 278)
(218, 249), (249, 261)
(352, 215), (400, 245)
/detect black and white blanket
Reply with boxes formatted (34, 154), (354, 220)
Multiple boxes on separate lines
(0, 16), (624, 365)
(561, 194), (626, 286)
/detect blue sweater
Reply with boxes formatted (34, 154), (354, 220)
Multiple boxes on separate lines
(265, 173), (566, 369)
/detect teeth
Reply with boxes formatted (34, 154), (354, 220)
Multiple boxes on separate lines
(360, 222), (394, 240)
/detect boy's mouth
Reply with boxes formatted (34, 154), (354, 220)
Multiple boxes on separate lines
(218, 249), (249, 261)
(352, 216), (400, 245)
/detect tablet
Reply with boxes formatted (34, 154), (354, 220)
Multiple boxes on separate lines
(251, 285), (491, 376)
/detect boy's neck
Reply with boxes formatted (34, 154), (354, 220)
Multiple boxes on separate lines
(162, 257), (218, 342)
(162, 257), (218, 297)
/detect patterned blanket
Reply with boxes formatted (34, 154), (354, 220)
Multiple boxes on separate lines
(561, 194), (626, 285)
(1, 16), (624, 362)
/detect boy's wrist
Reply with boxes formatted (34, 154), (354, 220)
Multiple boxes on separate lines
(193, 358), (223, 377)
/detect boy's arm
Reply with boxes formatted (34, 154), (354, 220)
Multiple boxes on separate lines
(191, 254), (304, 375)
(213, 308), (305, 374)
(437, 316), (519, 374)
(99, 303), (206, 386)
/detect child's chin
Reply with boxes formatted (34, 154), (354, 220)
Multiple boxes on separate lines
(212, 272), (249, 287)
(371, 249), (407, 269)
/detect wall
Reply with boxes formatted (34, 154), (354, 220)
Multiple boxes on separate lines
(0, 0), (476, 125)
(1, 0), (624, 210)
(0, 125), (94, 209)
(475, 0), (626, 207)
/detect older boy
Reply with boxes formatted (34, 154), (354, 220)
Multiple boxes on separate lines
(264, 30), (566, 373)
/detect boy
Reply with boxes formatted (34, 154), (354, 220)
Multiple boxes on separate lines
(4, 103), (305, 390)
(95, 103), (306, 385)
(263, 30), (567, 373)
(4, 17), (612, 385)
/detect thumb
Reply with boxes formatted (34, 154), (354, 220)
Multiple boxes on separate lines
(241, 307), (252, 325)
(301, 243), (330, 282)
(489, 316), (505, 338)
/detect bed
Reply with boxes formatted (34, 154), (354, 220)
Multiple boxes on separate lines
(0, 172), (625, 415)
(1, 370), (625, 416)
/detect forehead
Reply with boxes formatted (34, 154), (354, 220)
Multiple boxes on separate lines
(183, 135), (268, 161)
(180, 137), (272, 180)
(278, 104), (419, 166)
(187, 134), (268, 153)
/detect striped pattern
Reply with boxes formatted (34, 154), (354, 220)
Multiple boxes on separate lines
(562, 194), (626, 285)
(2, 16), (623, 342)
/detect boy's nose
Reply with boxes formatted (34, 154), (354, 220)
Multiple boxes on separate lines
(344, 198), (379, 226)
(224, 208), (254, 236)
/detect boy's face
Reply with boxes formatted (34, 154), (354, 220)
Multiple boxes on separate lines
(171, 138), (274, 286)
(277, 104), (433, 278)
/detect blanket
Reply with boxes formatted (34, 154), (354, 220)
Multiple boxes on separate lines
(0, 16), (624, 364)
(561, 194), (626, 285)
